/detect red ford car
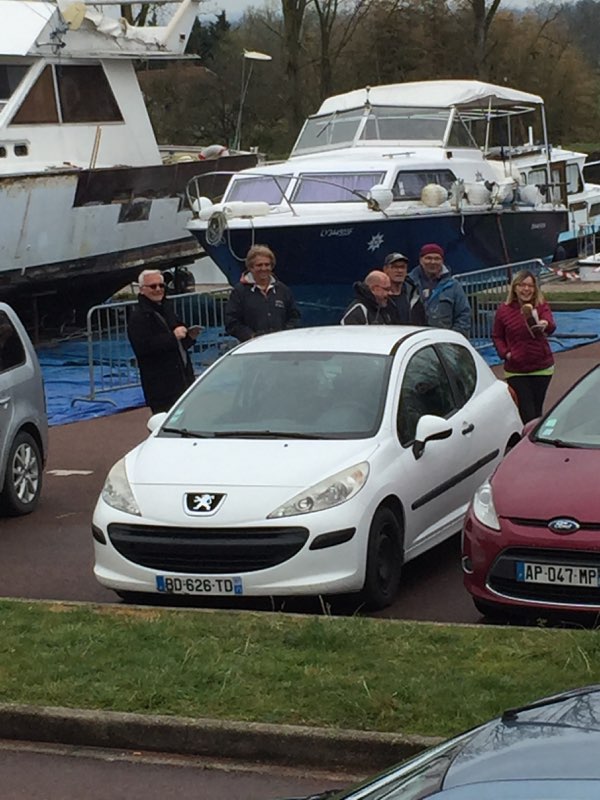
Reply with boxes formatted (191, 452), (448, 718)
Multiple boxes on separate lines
(463, 364), (600, 619)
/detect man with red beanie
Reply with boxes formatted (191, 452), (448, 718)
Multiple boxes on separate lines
(409, 243), (471, 337)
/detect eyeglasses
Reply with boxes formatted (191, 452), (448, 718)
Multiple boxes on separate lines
(144, 283), (165, 290)
(517, 282), (535, 288)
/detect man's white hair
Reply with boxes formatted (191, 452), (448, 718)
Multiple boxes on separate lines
(138, 268), (163, 285)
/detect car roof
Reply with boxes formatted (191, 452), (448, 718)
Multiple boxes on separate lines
(230, 325), (470, 356)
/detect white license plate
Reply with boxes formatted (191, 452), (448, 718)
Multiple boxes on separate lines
(156, 575), (243, 595)
(516, 562), (600, 587)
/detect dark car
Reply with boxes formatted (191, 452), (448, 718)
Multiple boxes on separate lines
(293, 685), (600, 799)
(462, 364), (600, 619)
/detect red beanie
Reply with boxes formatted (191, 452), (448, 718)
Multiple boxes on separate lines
(419, 243), (445, 258)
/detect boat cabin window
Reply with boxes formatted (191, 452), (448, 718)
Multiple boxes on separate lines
(526, 163), (582, 203)
(11, 64), (122, 125)
(292, 110), (366, 154)
(0, 64), (29, 113)
(393, 169), (456, 200)
(292, 172), (386, 203)
(589, 202), (600, 219)
(227, 175), (292, 204)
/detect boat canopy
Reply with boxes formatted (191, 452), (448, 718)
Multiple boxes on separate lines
(317, 80), (544, 116)
(0, 1), (54, 56)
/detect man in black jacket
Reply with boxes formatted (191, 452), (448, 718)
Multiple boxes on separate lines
(382, 252), (427, 326)
(224, 245), (300, 342)
(127, 270), (199, 413)
(340, 271), (393, 325)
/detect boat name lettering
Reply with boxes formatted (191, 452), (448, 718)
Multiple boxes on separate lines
(320, 228), (354, 238)
(530, 222), (547, 230)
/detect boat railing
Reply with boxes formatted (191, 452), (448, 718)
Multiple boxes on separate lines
(72, 289), (235, 407)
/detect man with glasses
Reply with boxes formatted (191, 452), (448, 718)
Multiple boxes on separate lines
(340, 270), (393, 325)
(382, 252), (427, 326)
(127, 269), (200, 413)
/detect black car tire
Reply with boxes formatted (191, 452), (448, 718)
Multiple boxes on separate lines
(1, 431), (43, 516)
(361, 506), (403, 610)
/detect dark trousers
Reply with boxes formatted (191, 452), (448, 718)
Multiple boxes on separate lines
(507, 374), (552, 424)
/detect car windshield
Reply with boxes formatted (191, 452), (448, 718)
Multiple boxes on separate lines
(534, 366), (600, 448)
(330, 734), (473, 800)
(160, 350), (391, 439)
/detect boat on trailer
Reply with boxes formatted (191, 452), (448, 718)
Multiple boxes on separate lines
(0, 0), (256, 333)
(186, 80), (569, 324)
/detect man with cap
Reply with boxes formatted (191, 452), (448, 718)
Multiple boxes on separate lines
(340, 270), (393, 325)
(382, 252), (427, 326)
(409, 243), (471, 337)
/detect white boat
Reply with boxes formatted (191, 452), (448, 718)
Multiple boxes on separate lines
(486, 141), (600, 260)
(0, 0), (256, 331)
(186, 80), (569, 324)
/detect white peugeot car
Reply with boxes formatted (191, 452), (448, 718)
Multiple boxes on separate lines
(93, 326), (521, 609)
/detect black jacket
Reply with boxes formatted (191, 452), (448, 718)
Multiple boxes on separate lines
(387, 277), (428, 326)
(340, 282), (393, 325)
(224, 275), (301, 342)
(127, 294), (195, 413)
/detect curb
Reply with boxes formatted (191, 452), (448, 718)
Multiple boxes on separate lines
(0, 704), (442, 773)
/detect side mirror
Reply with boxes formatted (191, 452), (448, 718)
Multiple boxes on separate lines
(147, 412), (168, 433)
(413, 414), (452, 460)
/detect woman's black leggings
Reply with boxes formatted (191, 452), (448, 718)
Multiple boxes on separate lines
(507, 374), (553, 424)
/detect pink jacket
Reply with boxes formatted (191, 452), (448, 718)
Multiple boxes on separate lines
(492, 300), (555, 373)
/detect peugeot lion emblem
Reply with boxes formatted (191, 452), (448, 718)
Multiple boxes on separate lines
(548, 518), (580, 534)
(185, 492), (225, 514)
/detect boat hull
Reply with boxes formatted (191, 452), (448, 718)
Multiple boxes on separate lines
(0, 155), (256, 333)
(191, 207), (568, 325)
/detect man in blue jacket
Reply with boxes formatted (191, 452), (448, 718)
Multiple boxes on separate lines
(409, 243), (471, 337)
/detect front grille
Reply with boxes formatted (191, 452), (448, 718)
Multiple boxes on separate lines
(489, 547), (600, 605)
(507, 517), (600, 531)
(107, 523), (309, 573)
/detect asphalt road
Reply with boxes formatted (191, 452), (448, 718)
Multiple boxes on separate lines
(2, 342), (600, 621)
(0, 741), (353, 800)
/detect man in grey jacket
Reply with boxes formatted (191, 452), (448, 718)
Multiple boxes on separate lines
(409, 244), (471, 337)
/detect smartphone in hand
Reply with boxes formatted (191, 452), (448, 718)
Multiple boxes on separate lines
(188, 325), (202, 337)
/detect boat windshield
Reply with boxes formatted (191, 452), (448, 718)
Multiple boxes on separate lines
(534, 366), (600, 448)
(160, 351), (392, 440)
(292, 105), (478, 155)
(292, 172), (386, 203)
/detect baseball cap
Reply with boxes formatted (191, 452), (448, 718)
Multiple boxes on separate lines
(383, 252), (409, 266)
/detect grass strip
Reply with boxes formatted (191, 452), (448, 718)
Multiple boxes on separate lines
(1, 600), (599, 738)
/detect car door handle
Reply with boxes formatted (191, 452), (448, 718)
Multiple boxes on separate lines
(0, 396), (11, 408)
(462, 423), (475, 435)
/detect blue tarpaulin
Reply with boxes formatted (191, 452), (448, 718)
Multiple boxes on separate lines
(38, 310), (600, 427)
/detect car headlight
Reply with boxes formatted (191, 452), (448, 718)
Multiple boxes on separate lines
(268, 462), (369, 519)
(101, 457), (141, 516)
(471, 480), (500, 531)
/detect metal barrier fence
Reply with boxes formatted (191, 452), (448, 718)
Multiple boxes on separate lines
(74, 258), (580, 406)
(456, 259), (545, 349)
(73, 290), (235, 406)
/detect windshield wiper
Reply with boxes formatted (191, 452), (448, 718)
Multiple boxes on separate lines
(502, 686), (600, 722)
(213, 430), (326, 439)
(536, 437), (578, 448)
(160, 427), (213, 438)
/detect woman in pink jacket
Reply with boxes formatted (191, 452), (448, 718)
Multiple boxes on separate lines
(492, 270), (556, 423)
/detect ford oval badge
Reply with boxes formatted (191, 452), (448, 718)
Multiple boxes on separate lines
(548, 518), (580, 534)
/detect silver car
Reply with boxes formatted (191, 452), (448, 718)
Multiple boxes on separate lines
(0, 303), (48, 515)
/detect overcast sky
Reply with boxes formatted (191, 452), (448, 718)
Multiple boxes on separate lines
(200, 0), (575, 19)
(202, 0), (575, 22)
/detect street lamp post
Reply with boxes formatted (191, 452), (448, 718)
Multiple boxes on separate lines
(232, 49), (272, 152)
